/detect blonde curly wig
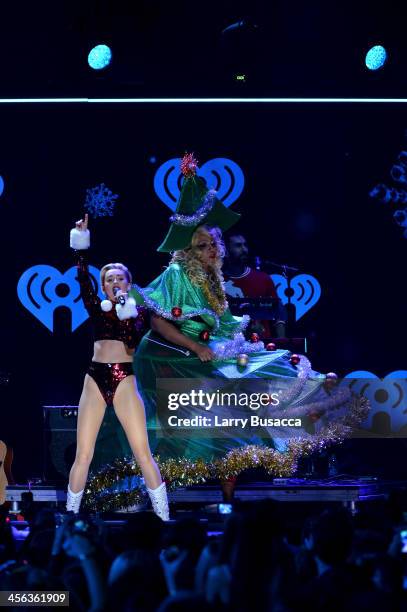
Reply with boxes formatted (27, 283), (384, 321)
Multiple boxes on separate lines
(170, 225), (227, 315)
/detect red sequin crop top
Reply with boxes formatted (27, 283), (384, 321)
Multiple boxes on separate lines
(75, 250), (148, 349)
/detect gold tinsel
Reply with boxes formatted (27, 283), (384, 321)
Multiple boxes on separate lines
(84, 396), (370, 513)
(199, 272), (228, 316)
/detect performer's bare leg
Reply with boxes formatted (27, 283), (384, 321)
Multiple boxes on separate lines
(113, 375), (161, 490)
(68, 375), (106, 493)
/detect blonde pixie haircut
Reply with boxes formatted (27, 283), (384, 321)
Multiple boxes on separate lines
(100, 263), (132, 289)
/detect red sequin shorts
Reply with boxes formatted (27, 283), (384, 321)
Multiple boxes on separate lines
(87, 361), (134, 406)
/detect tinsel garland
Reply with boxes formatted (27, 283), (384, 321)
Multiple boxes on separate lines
(275, 355), (312, 407)
(170, 190), (216, 226)
(212, 331), (264, 360)
(198, 270), (228, 316)
(84, 396), (369, 513)
(131, 282), (220, 331)
(267, 355), (352, 418)
(232, 315), (251, 336)
(273, 387), (352, 419)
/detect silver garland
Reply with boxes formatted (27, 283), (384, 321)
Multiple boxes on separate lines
(265, 355), (355, 421)
(132, 282), (220, 331)
(170, 190), (217, 226)
(232, 314), (250, 335)
(212, 332), (264, 360)
(276, 355), (312, 407)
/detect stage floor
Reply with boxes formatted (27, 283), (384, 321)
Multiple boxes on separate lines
(6, 477), (388, 512)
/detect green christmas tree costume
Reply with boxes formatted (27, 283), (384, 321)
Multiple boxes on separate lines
(130, 154), (366, 462)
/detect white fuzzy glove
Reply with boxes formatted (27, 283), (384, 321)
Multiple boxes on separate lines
(115, 297), (138, 320)
(70, 228), (90, 250)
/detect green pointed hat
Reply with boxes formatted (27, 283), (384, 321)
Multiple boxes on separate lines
(157, 153), (241, 252)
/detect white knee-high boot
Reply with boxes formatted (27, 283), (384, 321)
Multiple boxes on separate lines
(147, 482), (170, 521)
(66, 485), (84, 513)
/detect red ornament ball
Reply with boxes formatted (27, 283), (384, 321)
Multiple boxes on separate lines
(250, 332), (260, 343)
(266, 342), (276, 351)
(199, 330), (210, 342)
(171, 307), (183, 318)
(290, 354), (301, 366)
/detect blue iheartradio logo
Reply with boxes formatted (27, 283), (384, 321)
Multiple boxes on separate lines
(342, 371), (407, 432)
(17, 265), (103, 332)
(271, 274), (321, 321)
(154, 157), (245, 210)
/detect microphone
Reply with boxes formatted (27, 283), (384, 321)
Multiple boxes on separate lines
(260, 259), (300, 273)
(113, 287), (126, 306)
(254, 255), (262, 271)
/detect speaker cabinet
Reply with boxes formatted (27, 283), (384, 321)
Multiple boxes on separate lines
(43, 405), (132, 483)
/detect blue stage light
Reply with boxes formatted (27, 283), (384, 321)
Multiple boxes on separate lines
(365, 45), (387, 70)
(0, 176), (4, 196)
(88, 45), (112, 70)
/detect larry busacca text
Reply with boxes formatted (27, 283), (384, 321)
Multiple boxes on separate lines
(167, 414), (303, 428)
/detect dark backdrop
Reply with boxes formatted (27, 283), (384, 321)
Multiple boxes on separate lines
(1, 102), (405, 479)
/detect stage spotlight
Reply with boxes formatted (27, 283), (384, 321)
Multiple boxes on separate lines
(88, 45), (112, 70)
(365, 45), (387, 70)
(0, 176), (4, 197)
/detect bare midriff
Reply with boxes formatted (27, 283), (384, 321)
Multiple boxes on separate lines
(92, 339), (134, 363)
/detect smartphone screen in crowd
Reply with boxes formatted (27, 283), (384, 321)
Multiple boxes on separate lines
(400, 529), (407, 554)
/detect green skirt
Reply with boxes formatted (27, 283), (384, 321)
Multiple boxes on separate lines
(133, 331), (334, 462)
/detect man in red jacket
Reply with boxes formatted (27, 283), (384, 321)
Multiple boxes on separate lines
(223, 233), (286, 338)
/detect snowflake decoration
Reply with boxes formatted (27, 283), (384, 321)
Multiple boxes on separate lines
(85, 183), (119, 218)
(369, 146), (407, 239)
